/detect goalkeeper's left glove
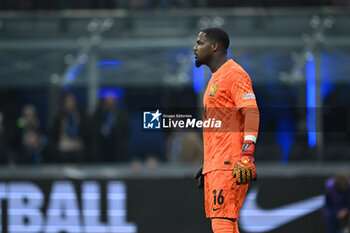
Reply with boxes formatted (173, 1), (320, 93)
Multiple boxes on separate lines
(194, 164), (204, 189)
(233, 140), (257, 185)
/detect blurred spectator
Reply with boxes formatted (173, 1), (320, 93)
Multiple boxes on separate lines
(166, 130), (203, 165)
(89, 95), (130, 162)
(50, 93), (87, 163)
(15, 104), (42, 147)
(12, 104), (51, 165)
(16, 129), (49, 165)
(323, 170), (350, 233)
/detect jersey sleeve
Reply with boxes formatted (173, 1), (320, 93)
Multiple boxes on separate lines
(230, 71), (259, 141)
(230, 71), (257, 109)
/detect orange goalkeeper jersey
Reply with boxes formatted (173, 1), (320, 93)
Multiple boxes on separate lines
(202, 59), (259, 174)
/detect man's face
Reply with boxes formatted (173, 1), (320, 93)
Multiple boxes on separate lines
(193, 32), (212, 67)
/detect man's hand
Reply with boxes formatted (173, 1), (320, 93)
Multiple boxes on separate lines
(233, 140), (257, 185)
(194, 164), (204, 189)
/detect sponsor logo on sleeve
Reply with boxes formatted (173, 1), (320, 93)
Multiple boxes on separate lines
(243, 94), (255, 100)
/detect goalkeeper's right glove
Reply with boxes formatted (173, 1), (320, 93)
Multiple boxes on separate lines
(233, 140), (257, 185)
(194, 164), (204, 189)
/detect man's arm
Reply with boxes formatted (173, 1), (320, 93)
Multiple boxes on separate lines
(233, 107), (259, 185)
(242, 107), (259, 144)
(231, 72), (260, 185)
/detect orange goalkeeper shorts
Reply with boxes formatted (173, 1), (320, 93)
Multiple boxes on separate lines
(204, 170), (248, 219)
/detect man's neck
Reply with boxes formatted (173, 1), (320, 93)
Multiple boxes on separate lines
(208, 55), (229, 73)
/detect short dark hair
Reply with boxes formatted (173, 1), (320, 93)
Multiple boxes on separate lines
(201, 27), (230, 50)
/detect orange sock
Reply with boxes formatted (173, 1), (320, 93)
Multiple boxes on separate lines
(211, 218), (239, 233)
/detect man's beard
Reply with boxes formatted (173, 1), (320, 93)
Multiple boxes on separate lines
(195, 59), (203, 67)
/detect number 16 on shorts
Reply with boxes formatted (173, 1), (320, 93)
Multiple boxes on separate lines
(213, 189), (224, 210)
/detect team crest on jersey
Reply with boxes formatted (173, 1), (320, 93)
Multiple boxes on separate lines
(209, 84), (218, 97)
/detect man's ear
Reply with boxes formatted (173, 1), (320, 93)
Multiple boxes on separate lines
(211, 42), (218, 52)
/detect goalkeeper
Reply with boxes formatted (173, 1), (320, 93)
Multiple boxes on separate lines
(193, 28), (259, 233)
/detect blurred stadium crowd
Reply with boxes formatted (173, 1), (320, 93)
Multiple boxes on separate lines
(0, 91), (204, 167)
(0, 93), (127, 165)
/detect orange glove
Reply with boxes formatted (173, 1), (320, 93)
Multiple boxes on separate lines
(233, 140), (257, 185)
